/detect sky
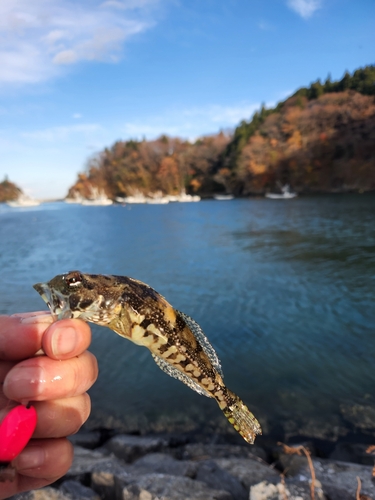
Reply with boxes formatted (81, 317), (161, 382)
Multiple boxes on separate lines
(0, 0), (374, 199)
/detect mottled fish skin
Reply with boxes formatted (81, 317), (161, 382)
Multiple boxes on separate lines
(33, 271), (262, 444)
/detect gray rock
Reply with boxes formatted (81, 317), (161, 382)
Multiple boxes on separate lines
(67, 446), (117, 477)
(8, 487), (71, 500)
(181, 443), (267, 461)
(249, 477), (327, 500)
(341, 403), (375, 431)
(60, 480), (100, 500)
(213, 457), (280, 489)
(115, 472), (232, 500)
(91, 470), (118, 500)
(195, 460), (248, 500)
(278, 453), (375, 500)
(104, 434), (169, 462)
(131, 452), (197, 477)
(329, 441), (374, 465)
(89, 453), (134, 500)
(282, 416), (348, 441)
(68, 430), (102, 450)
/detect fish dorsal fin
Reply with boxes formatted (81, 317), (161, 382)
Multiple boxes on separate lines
(151, 354), (212, 398)
(178, 311), (223, 378)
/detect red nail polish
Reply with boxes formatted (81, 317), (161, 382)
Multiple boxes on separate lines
(0, 405), (37, 463)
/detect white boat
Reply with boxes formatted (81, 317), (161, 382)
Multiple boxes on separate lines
(146, 197), (169, 204)
(214, 194), (234, 201)
(81, 198), (113, 206)
(120, 190), (148, 204)
(176, 190), (201, 202)
(123, 195), (147, 204)
(165, 194), (179, 202)
(81, 187), (113, 206)
(146, 191), (170, 204)
(65, 192), (84, 204)
(7, 194), (40, 207)
(265, 185), (297, 199)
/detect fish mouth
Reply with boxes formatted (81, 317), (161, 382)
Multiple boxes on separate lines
(33, 282), (73, 320)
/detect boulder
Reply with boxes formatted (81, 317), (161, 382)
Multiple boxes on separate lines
(8, 487), (71, 500)
(250, 477), (326, 500)
(60, 480), (100, 500)
(104, 434), (169, 462)
(131, 452), (197, 477)
(278, 453), (375, 500)
(68, 430), (102, 450)
(115, 472), (232, 500)
(195, 459), (248, 500)
(181, 443), (267, 461)
(213, 457), (280, 489)
(329, 442), (374, 465)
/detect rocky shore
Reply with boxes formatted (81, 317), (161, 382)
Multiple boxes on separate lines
(7, 428), (375, 500)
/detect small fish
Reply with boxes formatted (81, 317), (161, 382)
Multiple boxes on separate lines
(33, 271), (261, 444)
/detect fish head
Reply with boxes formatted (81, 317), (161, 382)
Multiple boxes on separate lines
(33, 270), (120, 324)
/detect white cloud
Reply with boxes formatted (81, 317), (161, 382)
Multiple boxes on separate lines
(21, 123), (102, 142)
(183, 103), (261, 125)
(0, 0), (159, 85)
(121, 102), (263, 141)
(287, 0), (321, 18)
(258, 21), (273, 31)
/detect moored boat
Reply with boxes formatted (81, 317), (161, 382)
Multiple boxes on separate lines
(265, 184), (297, 199)
(214, 194), (234, 201)
(7, 194), (40, 207)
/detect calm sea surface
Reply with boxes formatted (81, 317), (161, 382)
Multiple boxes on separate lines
(0, 195), (374, 441)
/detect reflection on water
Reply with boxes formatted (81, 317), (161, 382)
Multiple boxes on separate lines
(0, 195), (374, 440)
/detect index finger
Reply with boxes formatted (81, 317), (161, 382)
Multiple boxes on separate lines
(0, 313), (53, 361)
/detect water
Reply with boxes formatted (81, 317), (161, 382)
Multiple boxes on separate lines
(0, 195), (374, 441)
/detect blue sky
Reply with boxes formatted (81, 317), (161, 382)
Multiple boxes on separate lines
(1, 0), (374, 199)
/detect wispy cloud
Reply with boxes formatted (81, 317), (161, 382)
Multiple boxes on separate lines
(183, 103), (261, 125)
(21, 123), (102, 142)
(121, 102), (263, 141)
(287, 0), (321, 18)
(0, 0), (160, 85)
(258, 21), (274, 31)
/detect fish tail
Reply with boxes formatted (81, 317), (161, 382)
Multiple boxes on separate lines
(221, 391), (262, 444)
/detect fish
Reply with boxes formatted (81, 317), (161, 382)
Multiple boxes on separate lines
(33, 271), (261, 444)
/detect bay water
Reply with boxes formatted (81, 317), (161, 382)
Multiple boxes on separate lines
(0, 195), (374, 441)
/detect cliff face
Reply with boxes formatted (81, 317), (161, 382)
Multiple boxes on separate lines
(68, 65), (375, 198)
(0, 178), (22, 202)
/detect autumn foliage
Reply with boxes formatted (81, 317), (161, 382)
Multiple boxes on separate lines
(68, 65), (375, 198)
(0, 177), (22, 203)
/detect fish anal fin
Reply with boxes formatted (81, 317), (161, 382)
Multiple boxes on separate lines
(151, 354), (212, 398)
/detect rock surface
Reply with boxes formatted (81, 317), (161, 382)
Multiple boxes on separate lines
(7, 430), (375, 500)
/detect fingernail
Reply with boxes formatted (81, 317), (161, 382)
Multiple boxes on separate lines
(12, 311), (50, 318)
(19, 313), (53, 325)
(4, 366), (45, 400)
(15, 446), (45, 469)
(51, 325), (78, 357)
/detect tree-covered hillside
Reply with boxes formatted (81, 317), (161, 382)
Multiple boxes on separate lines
(68, 65), (375, 198)
(0, 177), (22, 202)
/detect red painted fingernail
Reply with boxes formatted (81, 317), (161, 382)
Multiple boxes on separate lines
(0, 405), (37, 462)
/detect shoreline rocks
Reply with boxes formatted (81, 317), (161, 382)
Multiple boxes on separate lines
(8, 429), (375, 500)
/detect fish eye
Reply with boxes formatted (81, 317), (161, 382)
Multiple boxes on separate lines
(65, 271), (83, 287)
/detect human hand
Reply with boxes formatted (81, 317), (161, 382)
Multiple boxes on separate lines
(0, 312), (98, 498)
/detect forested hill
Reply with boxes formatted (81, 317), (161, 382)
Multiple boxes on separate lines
(68, 65), (375, 198)
(0, 177), (22, 202)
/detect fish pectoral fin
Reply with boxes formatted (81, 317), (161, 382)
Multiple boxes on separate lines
(151, 354), (212, 398)
(178, 311), (224, 378)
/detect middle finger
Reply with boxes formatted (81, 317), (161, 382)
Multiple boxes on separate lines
(32, 394), (91, 439)
(3, 351), (98, 403)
